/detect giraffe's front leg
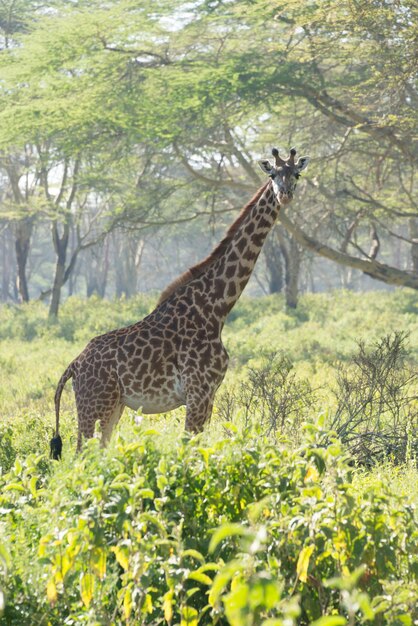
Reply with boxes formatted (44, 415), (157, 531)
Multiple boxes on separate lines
(185, 391), (215, 434)
(182, 343), (228, 434)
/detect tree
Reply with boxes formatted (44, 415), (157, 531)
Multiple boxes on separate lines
(0, 0), (416, 310)
(0, 1), (52, 302)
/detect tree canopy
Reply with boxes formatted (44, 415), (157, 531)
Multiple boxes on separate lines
(0, 0), (417, 313)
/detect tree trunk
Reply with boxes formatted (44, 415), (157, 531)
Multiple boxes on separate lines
(49, 257), (66, 318)
(1, 225), (14, 301)
(49, 222), (69, 318)
(85, 240), (109, 298)
(14, 218), (33, 302)
(409, 218), (418, 274)
(278, 230), (301, 309)
(263, 228), (284, 294)
(285, 238), (301, 309)
(67, 225), (78, 297)
(113, 232), (144, 297)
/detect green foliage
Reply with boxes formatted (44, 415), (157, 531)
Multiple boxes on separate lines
(0, 292), (417, 623)
(0, 294), (155, 342)
(223, 290), (418, 365)
(0, 425), (417, 625)
(0, 0), (417, 310)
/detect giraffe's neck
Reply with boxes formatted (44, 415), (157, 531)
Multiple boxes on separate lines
(204, 182), (280, 323)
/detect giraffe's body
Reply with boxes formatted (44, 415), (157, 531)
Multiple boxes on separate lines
(52, 148), (309, 458)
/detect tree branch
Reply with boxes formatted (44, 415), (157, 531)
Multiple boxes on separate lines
(278, 210), (418, 289)
(173, 144), (254, 191)
(288, 84), (416, 163)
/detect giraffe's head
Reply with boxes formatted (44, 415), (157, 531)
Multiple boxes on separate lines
(258, 148), (309, 204)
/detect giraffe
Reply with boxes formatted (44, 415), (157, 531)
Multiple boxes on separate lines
(50, 147), (309, 459)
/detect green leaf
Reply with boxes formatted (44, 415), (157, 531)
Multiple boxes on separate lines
(209, 523), (250, 553)
(209, 561), (244, 606)
(123, 586), (133, 620)
(197, 563), (219, 573)
(142, 593), (153, 614)
(3, 483), (25, 492)
(139, 512), (168, 536)
(58, 552), (73, 579)
(181, 606), (198, 626)
(137, 488), (155, 499)
(182, 548), (205, 563)
(223, 579), (249, 624)
(397, 615), (412, 626)
(0, 544), (11, 569)
(112, 545), (129, 570)
(187, 571), (213, 585)
(29, 475), (38, 498)
(143, 429), (160, 436)
(325, 565), (367, 591)
(91, 547), (106, 580)
(46, 579), (58, 606)
(163, 590), (173, 623)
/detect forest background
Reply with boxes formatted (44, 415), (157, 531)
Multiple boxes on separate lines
(0, 0), (417, 316)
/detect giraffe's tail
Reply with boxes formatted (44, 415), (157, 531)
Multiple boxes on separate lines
(51, 362), (74, 460)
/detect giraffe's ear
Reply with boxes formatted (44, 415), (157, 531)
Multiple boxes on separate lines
(296, 156), (310, 172)
(258, 159), (274, 175)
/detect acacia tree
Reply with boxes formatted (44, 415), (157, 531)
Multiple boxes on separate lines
(107, 0), (417, 297)
(0, 0), (173, 312)
(0, 1), (50, 302)
(0, 152), (38, 302)
(225, 0), (418, 288)
(0, 0), (416, 310)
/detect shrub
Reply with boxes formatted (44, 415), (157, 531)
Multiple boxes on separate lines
(0, 424), (417, 625)
(0, 425), (16, 475)
(329, 332), (418, 465)
(217, 352), (315, 441)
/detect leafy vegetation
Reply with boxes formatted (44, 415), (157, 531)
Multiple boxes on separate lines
(0, 291), (417, 624)
(1, 425), (417, 625)
(1, 0), (417, 311)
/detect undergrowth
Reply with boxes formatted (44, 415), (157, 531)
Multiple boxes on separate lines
(0, 424), (417, 625)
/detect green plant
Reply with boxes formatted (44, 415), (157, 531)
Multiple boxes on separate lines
(0, 424), (417, 625)
(1, 292), (418, 624)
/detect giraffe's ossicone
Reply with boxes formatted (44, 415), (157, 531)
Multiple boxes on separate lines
(51, 147), (309, 459)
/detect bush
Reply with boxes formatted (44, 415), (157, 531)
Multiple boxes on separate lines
(0, 295), (156, 342)
(0, 424), (417, 625)
(0, 425), (16, 475)
(1, 292), (418, 624)
(329, 332), (418, 465)
(217, 352), (315, 441)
